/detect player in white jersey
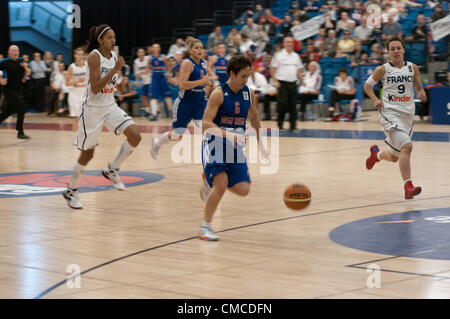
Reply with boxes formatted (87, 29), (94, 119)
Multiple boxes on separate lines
(364, 36), (427, 200)
(63, 24), (142, 209)
(65, 47), (88, 144)
(133, 48), (151, 115)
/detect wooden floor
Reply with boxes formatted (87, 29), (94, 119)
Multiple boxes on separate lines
(1, 111), (450, 299)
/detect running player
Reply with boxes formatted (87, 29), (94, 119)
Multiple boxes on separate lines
(65, 47), (88, 144)
(208, 44), (229, 86)
(147, 43), (173, 121)
(150, 38), (211, 160)
(63, 24), (142, 209)
(133, 48), (151, 115)
(198, 55), (265, 241)
(364, 36), (427, 200)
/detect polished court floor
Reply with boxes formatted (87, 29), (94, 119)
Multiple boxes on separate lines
(1, 111), (449, 299)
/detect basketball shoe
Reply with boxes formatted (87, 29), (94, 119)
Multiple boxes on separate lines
(198, 224), (219, 241)
(366, 145), (380, 170)
(150, 137), (160, 160)
(404, 181), (422, 199)
(62, 188), (82, 209)
(200, 172), (211, 202)
(102, 164), (125, 190)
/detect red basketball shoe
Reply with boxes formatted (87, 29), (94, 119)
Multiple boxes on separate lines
(366, 145), (380, 170)
(404, 181), (422, 199)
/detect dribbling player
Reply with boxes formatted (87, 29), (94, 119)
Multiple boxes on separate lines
(364, 36), (427, 199)
(198, 56), (266, 241)
(63, 24), (142, 209)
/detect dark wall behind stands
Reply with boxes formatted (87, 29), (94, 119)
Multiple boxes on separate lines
(72, 0), (236, 57)
(0, 0), (11, 55)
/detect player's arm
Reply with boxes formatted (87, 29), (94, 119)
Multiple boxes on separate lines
(65, 65), (77, 87)
(248, 89), (262, 143)
(178, 59), (210, 90)
(88, 51), (124, 94)
(207, 55), (218, 80)
(364, 65), (385, 109)
(412, 63), (427, 102)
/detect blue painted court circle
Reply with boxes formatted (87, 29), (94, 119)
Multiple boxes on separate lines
(329, 207), (450, 260)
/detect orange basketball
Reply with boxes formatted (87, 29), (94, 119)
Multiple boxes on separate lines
(283, 184), (311, 210)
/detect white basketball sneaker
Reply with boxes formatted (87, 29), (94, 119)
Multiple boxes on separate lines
(62, 188), (83, 209)
(198, 224), (219, 241)
(102, 164), (125, 190)
(150, 137), (160, 160)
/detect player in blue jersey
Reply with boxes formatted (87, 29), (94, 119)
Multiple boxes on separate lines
(208, 44), (229, 86)
(147, 43), (173, 121)
(151, 38), (211, 159)
(198, 55), (266, 241)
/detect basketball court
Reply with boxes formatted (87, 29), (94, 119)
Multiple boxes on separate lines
(1, 112), (449, 299)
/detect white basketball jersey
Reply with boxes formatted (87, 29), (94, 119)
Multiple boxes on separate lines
(381, 61), (415, 114)
(134, 56), (150, 85)
(84, 49), (118, 107)
(69, 62), (88, 94)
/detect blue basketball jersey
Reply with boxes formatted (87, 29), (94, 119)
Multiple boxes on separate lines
(150, 55), (166, 78)
(214, 54), (229, 84)
(178, 57), (207, 100)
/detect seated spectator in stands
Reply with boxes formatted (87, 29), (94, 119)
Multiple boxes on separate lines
(353, 15), (374, 45)
(327, 67), (356, 120)
(226, 27), (242, 55)
(321, 12), (337, 33)
(259, 9), (284, 31)
(368, 42), (384, 64)
(337, 29), (356, 58)
(207, 26), (225, 51)
(336, 11), (356, 36)
(337, 0), (354, 14)
(240, 33), (256, 55)
(406, 14), (429, 42)
(298, 61), (322, 121)
(381, 3), (400, 24)
(313, 28), (328, 56)
(321, 0), (339, 20)
(236, 3), (265, 24)
(116, 76), (138, 116)
(350, 1), (364, 21)
(349, 41), (365, 67)
(381, 15), (403, 41)
(293, 8), (310, 23)
(302, 0), (321, 13)
(279, 15), (294, 38)
(167, 38), (185, 59)
(324, 29), (339, 57)
(254, 24), (270, 46)
(241, 17), (259, 41)
(301, 45), (320, 64)
(431, 4), (448, 22)
(359, 51), (370, 65)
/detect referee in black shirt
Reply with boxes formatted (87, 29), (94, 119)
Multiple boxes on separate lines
(0, 45), (31, 139)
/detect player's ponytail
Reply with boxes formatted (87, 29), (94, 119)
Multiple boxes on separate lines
(86, 24), (111, 53)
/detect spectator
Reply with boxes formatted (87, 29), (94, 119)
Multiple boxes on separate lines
(30, 52), (49, 112)
(381, 3), (399, 24)
(313, 28), (328, 56)
(254, 24), (270, 46)
(49, 62), (66, 117)
(260, 15), (278, 37)
(43, 51), (55, 113)
(226, 27), (242, 55)
(324, 29), (339, 57)
(336, 11), (356, 36)
(337, 0), (354, 14)
(381, 15), (403, 41)
(279, 15), (294, 37)
(293, 8), (310, 23)
(21, 53), (33, 110)
(431, 4), (448, 22)
(259, 8), (284, 26)
(207, 26), (225, 51)
(321, 12), (337, 33)
(239, 33), (255, 55)
(406, 14), (428, 42)
(54, 53), (64, 71)
(337, 29), (356, 58)
(236, 3), (264, 24)
(246, 65), (269, 111)
(353, 15), (373, 45)
(241, 17), (259, 41)
(116, 75), (139, 116)
(327, 67), (356, 120)
(302, 0), (321, 13)
(349, 41), (365, 67)
(368, 42), (384, 64)
(167, 38), (185, 59)
(270, 36), (304, 131)
(301, 45), (320, 64)
(321, 0), (339, 20)
(252, 4), (265, 23)
(392, 0), (422, 14)
(298, 61), (322, 121)
(350, 1), (364, 21)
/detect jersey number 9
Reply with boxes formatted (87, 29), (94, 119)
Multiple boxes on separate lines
(398, 84), (405, 94)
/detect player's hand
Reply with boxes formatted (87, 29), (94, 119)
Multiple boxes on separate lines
(201, 74), (211, 86)
(373, 97), (383, 109)
(259, 143), (270, 163)
(418, 90), (427, 103)
(114, 56), (125, 72)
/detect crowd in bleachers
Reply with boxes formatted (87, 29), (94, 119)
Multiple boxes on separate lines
(1, 0), (448, 125)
